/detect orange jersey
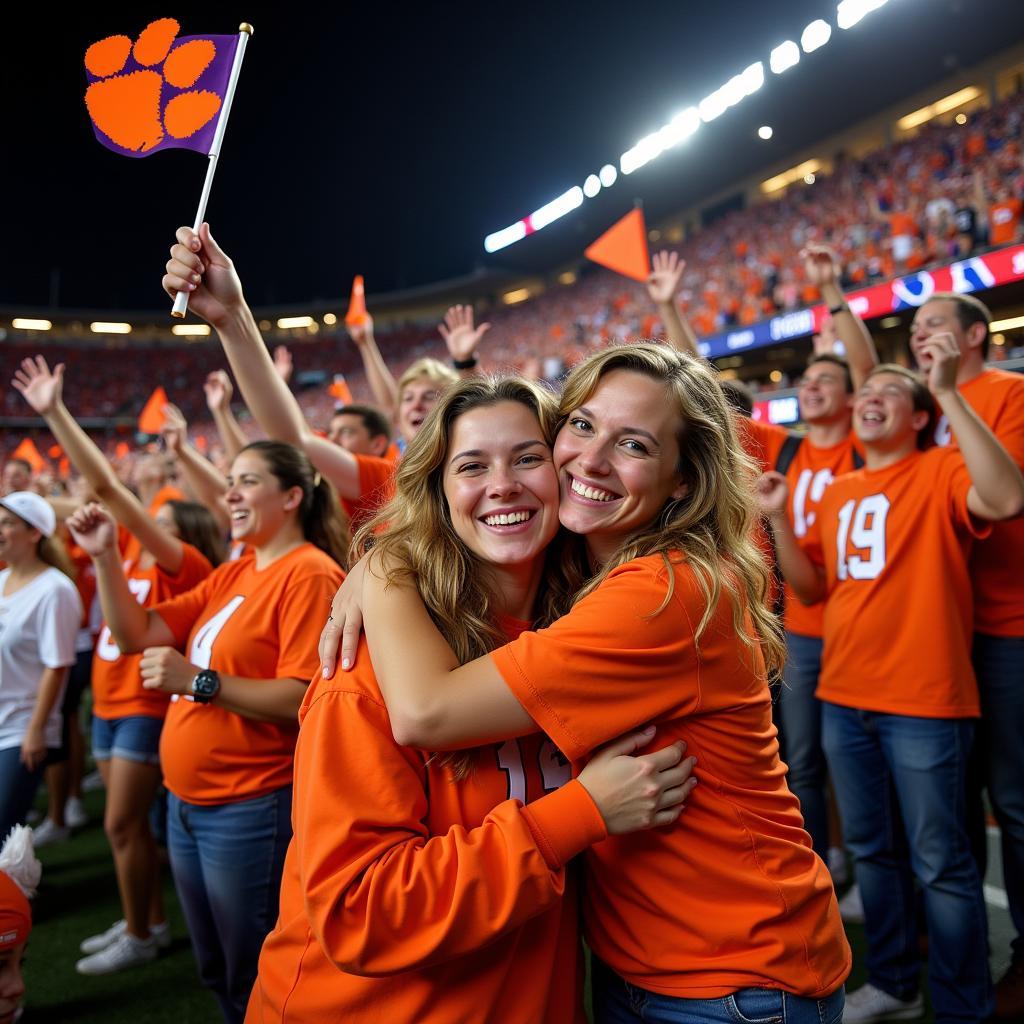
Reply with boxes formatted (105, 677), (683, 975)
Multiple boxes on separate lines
(934, 368), (1024, 637)
(154, 543), (344, 806)
(249, 635), (599, 1023)
(491, 556), (849, 1000)
(989, 199), (1022, 246)
(91, 543), (213, 720)
(808, 447), (987, 717)
(342, 452), (398, 531)
(783, 432), (863, 638)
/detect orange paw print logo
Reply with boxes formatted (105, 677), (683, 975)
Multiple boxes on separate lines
(85, 18), (222, 154)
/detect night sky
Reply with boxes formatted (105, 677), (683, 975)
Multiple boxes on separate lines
(3, 0), (1023, 312)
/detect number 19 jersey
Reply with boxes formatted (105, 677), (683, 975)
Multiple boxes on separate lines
(808, 447), (988, 718)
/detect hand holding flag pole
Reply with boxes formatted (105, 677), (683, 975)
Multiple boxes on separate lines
(172, 23), (253, 318)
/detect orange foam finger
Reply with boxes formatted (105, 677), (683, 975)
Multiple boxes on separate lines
(163, 91), (222, 140)
(85, 35), (132, 77)
(133, 17), (180, 67)
(164, 39), (216, 88)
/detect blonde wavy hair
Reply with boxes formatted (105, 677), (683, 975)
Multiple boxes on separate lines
(354, 375), (572, 774)
(557, 343), (785, 676)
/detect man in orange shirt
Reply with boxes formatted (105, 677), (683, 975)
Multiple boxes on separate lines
(910, 291), (1024, 1017)
(762, 340), (1024, 1023)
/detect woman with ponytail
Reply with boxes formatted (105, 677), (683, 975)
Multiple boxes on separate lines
(69, 440), (346, 1023)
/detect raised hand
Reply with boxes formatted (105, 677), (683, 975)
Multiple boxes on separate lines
(919, 331), (961, 396)
(162, 222), (244, 328)
(273, 345), (293, 385)
(346, 313), (375, 348)
(756, 471), (790, 517)
(439, 305), (490, 363)
(203, 370), (233, 413)
(12, 355), (65, 416)
(646, 251), (687, 306)
(161, 403), (188, 454)
(801, 245), (841, 289)
(67, 502), (118, 558)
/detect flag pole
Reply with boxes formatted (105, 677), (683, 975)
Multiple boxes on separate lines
(172, 22), (253, 318)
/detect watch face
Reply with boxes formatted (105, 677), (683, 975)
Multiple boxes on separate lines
(193, 670), (219, 700)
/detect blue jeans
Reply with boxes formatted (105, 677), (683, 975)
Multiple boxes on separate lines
(0, 745), (47, 837)
(779, 631), (828, 858)
(591, 958), (844, 1024)
(822, 703), (992, 1022)
(167, 787), (292, 1024)
(91, 714), (163, 765)
(973, 632), (1024, 958)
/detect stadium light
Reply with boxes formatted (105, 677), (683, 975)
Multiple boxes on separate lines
(989, 314), (1024, 332)
(897, 86), (981, 131)
(90, 321), (131, 334)
(502, 288), (531, 305)
(758, 125), (774, 140)
(801, 20), (832, 53)
(769, 40), (800, 74)
(599, 164), (617, 187)
(583, 174), (602, 198)
(323, 312), (338, 325)
(529, 186), (584, 230)
(11, 318), (52, 330)
(837, 0), (888, 31)
(484, 221), (528, 253)
(277, 315), (315, 329)
(171, 323), (211, 336)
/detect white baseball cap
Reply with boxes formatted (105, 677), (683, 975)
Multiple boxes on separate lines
(0, 492), (56, 538)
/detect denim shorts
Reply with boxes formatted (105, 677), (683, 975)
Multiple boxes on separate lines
(92, 714), (163, 765)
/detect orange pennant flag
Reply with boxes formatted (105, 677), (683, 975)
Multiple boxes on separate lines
(345, 275), (368, 327)
(328, 374), (354, 405)
(11, 438), (46, 474)
(58, 457), (71, 480)
(584, 208), (651, 282)
(115, 441), (131, 460)
(138, 387), (169, 435)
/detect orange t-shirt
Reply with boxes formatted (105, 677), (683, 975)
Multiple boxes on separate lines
(154, 543), (344, 806)
(989, 199), (1022, 246)
(91, 543), (213, 720)
(809, 447), (988, 717)
(889, 210), (917, 238)
(249, 628), (603, 1023)
(783, 432), (863, 638)
(934, 367), (1024, 637)
(342, 452), (398, 531)
(491, 556), (850, 1000)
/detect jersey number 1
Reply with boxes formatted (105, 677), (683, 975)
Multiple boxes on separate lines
(836, 494), (890, 581)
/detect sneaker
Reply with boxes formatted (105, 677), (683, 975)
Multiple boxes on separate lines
(64, 796), (89, 829)
(80, 919), (171, 955)
(81, 769), (104, 793)
(31, 819), (70, 848)
(995, 957), (1024, 1019)
(827, 846), (849, 888)
(843, 983), (923, 1022)
(839, 882), (865, 924)
(76, 932), (156, 975)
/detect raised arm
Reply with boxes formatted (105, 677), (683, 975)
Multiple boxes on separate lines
(646, 251), (699, 356)
(756, 472), (826, 604)
(203, 371), (248, 460)
(160, 404), (230, 533)
(438, 305), (491, 377)
(12, 357), (185, 573)
(924, 334), (1024, 520)
(802, 246), (878, 390)
(347, 315), (398, 412)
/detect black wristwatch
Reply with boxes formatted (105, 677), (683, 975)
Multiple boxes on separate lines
(191, 669), (221, 704)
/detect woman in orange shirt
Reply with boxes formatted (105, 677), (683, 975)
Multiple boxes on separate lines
(12, 356), (222, 978)
(248, 376), (693, 1024)
(69, 441), (347, 1024)
(325, 344), (850, 1023)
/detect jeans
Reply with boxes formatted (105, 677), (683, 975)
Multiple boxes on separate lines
(779, 631), (828, 858)
(167, 787), (292, 1024)
(972, 632), (1024, 958)
(591, 958), (844, 1024)
(0, 745), (46, 837)
(822, 703), (992, 1022)
(91, 714), (163, 765)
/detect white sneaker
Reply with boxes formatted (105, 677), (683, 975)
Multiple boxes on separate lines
(76, 932), (157, 975)
(80, 919), (171, 954)
(65, 796), (88, 829)
(827, 846), (849, 888)
(839, 882), (865, 924)
(843, 983), (924, 1022)
(82, 769), (105, 793)
(32, 819), (71, 847)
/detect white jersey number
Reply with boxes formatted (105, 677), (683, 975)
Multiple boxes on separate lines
(836, 494), (891, 581)
(95, 578), (152, 662)
(496, 738), (571, 802)
(791, 468), (835, 537)
(188, 596), (245, 670)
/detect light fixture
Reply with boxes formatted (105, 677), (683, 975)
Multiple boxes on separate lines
(770, 40), (800, 74)
(583, 174), (602, 198)
(758, 125), (774, 140)
(90, 322), (131, 334)
(599, 164), (617, 187)
(502, 288), (531, 305)
(12, 318), (52, 330)
(323, 312), (338, 325)
(801, 20), (832, 53)
(989, 314), (1024, 332)
(277, 316), (314, 329)
(171, 323), (211, 336)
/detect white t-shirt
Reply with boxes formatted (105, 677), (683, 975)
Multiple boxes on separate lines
(0, 567), (81, 751)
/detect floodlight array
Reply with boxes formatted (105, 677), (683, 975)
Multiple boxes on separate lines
(482, 0), (891, 253)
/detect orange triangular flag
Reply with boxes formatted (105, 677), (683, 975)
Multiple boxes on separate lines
(584, 208), (650, 282)
(11, 438), (46, 474)
(328, 374), (354, 405)
(138, 387), (169, 435)
(345, 275), (368, 327)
